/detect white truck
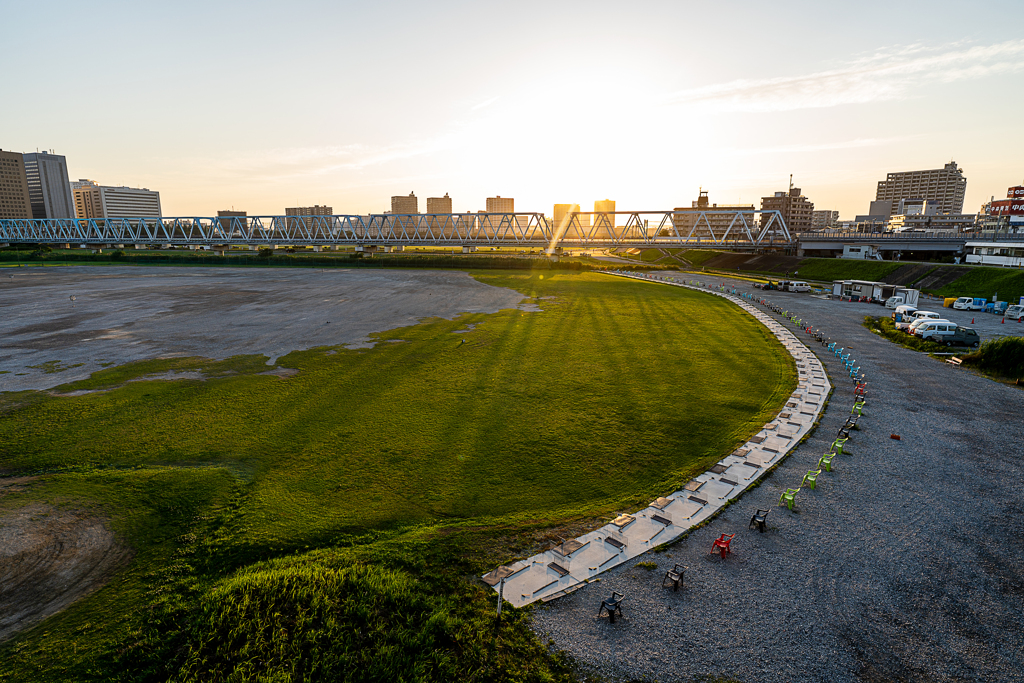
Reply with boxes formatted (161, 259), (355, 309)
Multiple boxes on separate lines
(885, 288), (920, 309)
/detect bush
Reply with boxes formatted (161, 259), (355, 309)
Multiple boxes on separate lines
(962, 336), (1024, 379)
(110, 249), (126, 260)
(864, 316), (948, 353)
(257, 248), (274, 258)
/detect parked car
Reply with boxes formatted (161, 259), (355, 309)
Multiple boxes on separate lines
(908, 316), (950, 335)
(891, 304), (918, 322)
(1006, 304), (1024, 322)
(952, 296), (986, 311)
(914, 320), (958, 342)
(787, 281), (811, 293)
(896, 310), (941, 332)
(945, 327), (981, 348)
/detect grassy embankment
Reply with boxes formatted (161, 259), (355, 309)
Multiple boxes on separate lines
(0, 271), (796, 683)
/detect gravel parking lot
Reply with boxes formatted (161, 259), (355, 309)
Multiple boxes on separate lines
(533, 274), (1024, 683)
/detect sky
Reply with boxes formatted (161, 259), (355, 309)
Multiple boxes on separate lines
(3, 0), (1023, 218)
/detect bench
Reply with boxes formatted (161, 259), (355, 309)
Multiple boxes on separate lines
(598, 591), (625, 623)
(947, 356), (963, 367)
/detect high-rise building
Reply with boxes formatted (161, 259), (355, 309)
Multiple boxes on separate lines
(426, 193), (452, 214)
(553, 203), (590, 228)
(72, 180), (161, 219)
(0, 149), (32, 219)
(486, 196), (514, 213)
(672, 191), (755, 238)
(593, 199), (616, 237)
(72, 179), (102, 219)
(23, 151), (75, 219)
(875, 161), (966, 216)
(760, 182), (814, 232)
(810, 210), (839, 230)
(391, 192), (418, 214)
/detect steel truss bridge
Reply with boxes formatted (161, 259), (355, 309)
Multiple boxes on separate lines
(0, 210), (793, 250)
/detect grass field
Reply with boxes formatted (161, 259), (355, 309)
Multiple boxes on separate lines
(0, 270), (796, 682)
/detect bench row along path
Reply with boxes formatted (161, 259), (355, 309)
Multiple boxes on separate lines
(482, 272), (832, 607)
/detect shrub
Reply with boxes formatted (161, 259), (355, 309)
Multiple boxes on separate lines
(110, 249), (126, 260)
(962, 336), (1024, 379)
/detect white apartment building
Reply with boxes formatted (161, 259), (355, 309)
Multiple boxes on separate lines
(73, 180), (161, 218)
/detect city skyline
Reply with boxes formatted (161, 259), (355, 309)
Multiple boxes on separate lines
(3, 1), (1023, 218)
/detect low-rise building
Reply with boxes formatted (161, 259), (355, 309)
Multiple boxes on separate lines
(964, 240), (1024, 267)
(887, 213), (976, 233)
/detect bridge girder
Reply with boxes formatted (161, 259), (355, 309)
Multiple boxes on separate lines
(1, 210), (795, 249)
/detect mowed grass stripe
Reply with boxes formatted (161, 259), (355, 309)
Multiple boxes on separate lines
(0, 271), (795, 547)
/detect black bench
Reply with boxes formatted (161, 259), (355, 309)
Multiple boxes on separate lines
(749, 507), (771, 533)
(598, 591), (625, 623)
(662, 564), (685, 592)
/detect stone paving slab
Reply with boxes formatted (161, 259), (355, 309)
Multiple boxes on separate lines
(483, 272), (832, 607)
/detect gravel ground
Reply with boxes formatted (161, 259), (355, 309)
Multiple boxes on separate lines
(532, 276), (1024, 683)
(0, 266), (528, 392)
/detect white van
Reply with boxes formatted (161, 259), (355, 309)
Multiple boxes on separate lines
(891, 304), (918, 322)
(787, 281), (811, 293)
(896, 310), (940, 332)
(908, 316), (949, 335)
(915, 320), (958, 342)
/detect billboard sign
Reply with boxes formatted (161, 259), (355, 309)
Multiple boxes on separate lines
(989, 199), (1024, 216)
(1007, 186), (1024, 198)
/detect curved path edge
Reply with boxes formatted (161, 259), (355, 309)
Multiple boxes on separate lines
(482, 272), (832, 607)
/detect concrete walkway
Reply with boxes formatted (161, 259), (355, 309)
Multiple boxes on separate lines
(483, 272), (832, 607)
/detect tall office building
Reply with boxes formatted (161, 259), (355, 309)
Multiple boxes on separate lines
(72, 180), (161, 218)
(426, 193), (452, 213)
(0, 149), (31, 219)
(760, 183), (814, 232)
(391, 192), (418, 214)
(23, 151), (75, 219)
(875, 161), (966, 216)
(486, 196), (514, 213)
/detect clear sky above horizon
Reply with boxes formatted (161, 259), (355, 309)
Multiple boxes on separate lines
(3, 0), (1023, 218)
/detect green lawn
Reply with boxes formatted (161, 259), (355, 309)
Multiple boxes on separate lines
(0, 270), (796, 682)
